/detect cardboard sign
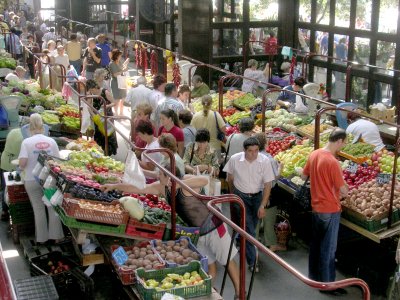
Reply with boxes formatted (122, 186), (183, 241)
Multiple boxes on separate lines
(377, 173), (391, 185)
(346, 161), (358, 174)
(112, 246), (128, 266)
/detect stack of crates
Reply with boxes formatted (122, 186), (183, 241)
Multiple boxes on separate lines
(7, 183), (35, 243)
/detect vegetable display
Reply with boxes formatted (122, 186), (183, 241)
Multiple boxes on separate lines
(153, 239), (200, 267)
(119, 244), (164, 271)
(225, 111), (251, 125)
(342, 164), (378, 189)
(266, 135), (301, 156)
(340, 143), (375, 158)
(119, 196), (145, 220)
(275, 145), (313, 177)
(233, 93), (260, 108)
(143, 271), (204, 290)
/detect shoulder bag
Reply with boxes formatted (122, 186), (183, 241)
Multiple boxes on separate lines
(293, 177), (311, 211)
(214, 112), (225, 142)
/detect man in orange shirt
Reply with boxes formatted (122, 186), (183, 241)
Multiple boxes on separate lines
(302, 129), (349, 295)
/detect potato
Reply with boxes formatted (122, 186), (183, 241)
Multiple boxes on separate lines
(180, 239), (189, 248)
(145, 264), (152, 270)
(143, 259), (151, 266)
(155, 240), (162, 247)
(165, 246), (173, 252)
(186, 257), (193, 263)
(147, 249), (153, 254)
(181, 249), (192, 258)
(191, 252), (199, 260)
(173, 245), (181, 252)
(166, 240), (175, 247)
(139, 251), (147, 258)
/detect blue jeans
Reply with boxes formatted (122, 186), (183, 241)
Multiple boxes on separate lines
(69, 60), (82, 74)
(233, 188), (262, 266)
(309, 212), (341, 282)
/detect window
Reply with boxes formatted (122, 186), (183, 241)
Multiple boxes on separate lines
(110, 4), (129, 18)
(332, 71), (347, 100)
(316, 0), (330, 25)
(334, 34), (348, 61)
(299, 0), (312, 22)
(377, 41), (396, 75)
(213, 0), (243, 23)
(249, 0), (278, 22)
(89, 5), (107, 22)
(248, 27), (277, 54)
(41, 0), (55, 9)
(316, 31), (329, 57)
(356, 0), (372, 30)
(351, 76), (369, 108)
(379, 0), (398, 34)
(335, 0), (350, 28)
(40, 0), (55, 22)
(298, 28), (310, 52)
(213, 29), (242, 56)
(355, 37), (370, 64)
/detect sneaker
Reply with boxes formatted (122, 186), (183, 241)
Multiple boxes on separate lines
(319, 288), (348, 296)
(248, 262), (260, 273)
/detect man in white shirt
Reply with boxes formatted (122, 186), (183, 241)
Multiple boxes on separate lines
(346, 113), (385, 151)
(148, 74), (166, 112)
(241, 59), (269, 94)
(126, 76), (152, 119)
(223, 137), (274, 272)
(42, 27), (56, 50)
(5, 66), (26, 82)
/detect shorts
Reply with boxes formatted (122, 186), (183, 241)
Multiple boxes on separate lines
(196, 224), (238, 265)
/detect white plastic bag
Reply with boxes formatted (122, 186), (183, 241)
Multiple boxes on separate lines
(294, 95), (309, 114)
(122, 150), (146, 189)
(117, 74), (127, 89)
(196, 167), (221, 196)
(42, 195), (51, 207)
(81, 102), (91, 134)
(43, 175), (57, 189)
(50, 189), (64, 206)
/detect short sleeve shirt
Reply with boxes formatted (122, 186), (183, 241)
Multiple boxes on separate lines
(83, 47), (102, 72)
(303, 149), (345, 213)
(158, 126), (184, 142)
(18, 134), (59, 181)
(141, 139), (162, 164)
(223, 152), (275, 194)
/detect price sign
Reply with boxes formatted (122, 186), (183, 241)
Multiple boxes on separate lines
(377, 173), (391, 185)
(112, 246), (128, 266)
(346, 162), (358, 174)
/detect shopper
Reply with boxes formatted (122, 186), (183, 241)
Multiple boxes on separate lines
(225, 117), (255, 161)
(126, 76), (152, 120)
(86, 79), (118, 155)
(241, 59), (269, 94)
(6, 27), (22, 59)
(158, 133), (185, 176)
(153, 83), (184, 131)
(177, 84), (191, 109)
(148, 74), (167, 112)
(93, 68), (108, 90)
(101, 167), (241, 299)
(223, 137), (274, 272)
(65, 33), (82, 74)
(82, 37), (102, 80)
(18, 114), (64, 244)
(346, 112), (385, 151)
(96, 34), (112, 68)
(158, 109), (185, 157)
(277, 76), (307, 108)
(5, 66), (26, 82)
(302, 128), (348, 295)
(253, 133), (286, 252)
(191, 95), (226, 159)
(109, 49), (128, 116)
(191, 75), (210, 99)
(183, 128), (219, 176)
(264, 31), (278, 55)
(42, 27), (56, 50)
(131, 103), (153, 148)
(178, 109), (196, 150)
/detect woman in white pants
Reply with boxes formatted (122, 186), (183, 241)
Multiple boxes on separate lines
(18, 114), (64, 244)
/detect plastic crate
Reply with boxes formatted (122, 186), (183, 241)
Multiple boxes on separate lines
(14, 275), (59, 300)
(7, 184), (29, 203)
(126, 218), (166, 240)
(135, 261), (211, 300)
(341, 206), (400, 232)
(151, 237), (208, 272)
(55, 205), (127, 234)
(9, 202), (34, 224)
(110, 242), (165, 285)
(175, 225), (200, 246)
(62, 196), (129, 226)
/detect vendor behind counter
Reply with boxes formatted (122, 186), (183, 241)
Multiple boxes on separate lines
(346, 112), (385, 151)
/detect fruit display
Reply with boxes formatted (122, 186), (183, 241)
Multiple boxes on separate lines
(0, 56), (17, 69)
(225, 111), (251, 125)
(115, 244), (165, 271)
(342, 164), (379, 190)
(275, 145), (313, 177)
(222, 107), (238, 118)
(233, 93), (260, 109)
(192, 94), (231, 112)
(340, 142), (375, 158)
(297, 123), (333, 138)
(78, 200), (124, 213)
(65, 138), (103, 153)
(142, 270), (205, 290)
(56, 104), (80, 118)
(370, 150), (399, 173)
(41, 112), (60, 125)
(69, 184), (122, 202)
(266, 135), (302, 156)
(341, 181), (400, 218)
(225, 125), (240, 136)
(223, 89), (246, 101)
(291, 176), (305, 186)
(62, 116), (80, 130)
(152, 239), (202, 267)
(258, 109), (309, 132)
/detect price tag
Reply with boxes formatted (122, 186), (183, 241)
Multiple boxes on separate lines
(377, 173), (391, 185)
(112, 246), (128, 266)
(346, 162), (358, 174)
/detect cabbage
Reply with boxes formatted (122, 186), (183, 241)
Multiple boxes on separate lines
(119, 196), (144, 220)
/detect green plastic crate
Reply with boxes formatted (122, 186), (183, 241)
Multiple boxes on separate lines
(54, 206), (126, 235)
(44, 188), (57, 201)
(135, 261), (211, 300)
(9, 202), (34, 224)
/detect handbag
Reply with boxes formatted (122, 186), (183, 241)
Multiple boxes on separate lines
(293, 177), (311, 211)
(92, 108), (115, 137)
(214, 112), (225, 142)
(117, 74), (127, 89)
(122, 150), (146, 189)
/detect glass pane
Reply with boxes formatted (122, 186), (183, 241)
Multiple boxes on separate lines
(313, 66), (327, 85)
(373, 82), (392, 106)
(316, 31), (329, 57)
(299, 0), (312, 22)
(298, 28), (310, 52)
(335, 1), (350, 27)
(355, 37), (370, 64)
(213, 29), (242, 56)
(248, 27), (278, 55)
(41, 0), (55, 9)
(109, 4), (129, 18)
(249, 0), (278, 21)
(356, 0), (371, 30)
(213, 0), (244, 22)
(334, 34), (348, 61)
(40, 10), (55, 21)
(332, 71), (346, 100)
(89, 5), (108, 22)
(379, 1), (398, 34)
(316, 0), (330, 25)
(377, 41), (396, 75)
(351, 76), (369, 109)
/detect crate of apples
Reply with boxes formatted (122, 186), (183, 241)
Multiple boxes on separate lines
(266, 135), (301, 156)
(343, 165), (379, 190)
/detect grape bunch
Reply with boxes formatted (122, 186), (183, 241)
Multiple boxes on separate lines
(69, 184), (122, 202)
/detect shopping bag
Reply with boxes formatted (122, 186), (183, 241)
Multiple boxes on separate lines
(92, 108), (115, 136)
(293, 177), (311, 211)
(122, 150), (146, 189)
(117, 74), (127, 89)
(80, 102), (92, 134)
(197, 167), (220, 196)
(294, 95), (309, 114)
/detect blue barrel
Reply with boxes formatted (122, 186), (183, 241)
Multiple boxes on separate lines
(336, 102), (358, 129)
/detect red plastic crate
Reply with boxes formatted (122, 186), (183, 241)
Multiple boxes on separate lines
(125, 218), (166, 240)
(7, 185), (29, 203)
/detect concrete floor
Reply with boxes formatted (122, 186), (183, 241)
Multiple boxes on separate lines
(0, 91), (390, 300)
